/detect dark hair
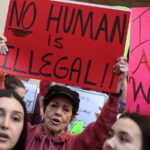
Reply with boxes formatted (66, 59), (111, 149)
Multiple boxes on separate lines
(0, 89), (27, 150)
(4, 74), (25, 91)
(120, 112), (150, 150)
(43, 85), (80, 116)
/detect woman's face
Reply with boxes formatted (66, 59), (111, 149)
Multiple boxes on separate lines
(103, 118), (142, 150)
(44, 97), (73, 136)
(0, 97), (24, 150)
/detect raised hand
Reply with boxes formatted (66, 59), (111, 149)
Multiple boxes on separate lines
(0, 35), (9, 55)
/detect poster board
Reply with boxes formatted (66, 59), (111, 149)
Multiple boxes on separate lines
(0, 0), (130, 93)
(126, 8), (150, 115)
(23, 81), (39, 113)
(67, 86), (108, 134)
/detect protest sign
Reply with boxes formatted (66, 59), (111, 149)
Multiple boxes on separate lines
(0, 0), (130, 92)
(23, 81), (39, 113)
(67, 86), (108, 134)
(126, 8), (150, 115)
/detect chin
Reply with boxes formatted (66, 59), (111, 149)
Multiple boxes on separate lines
(0, 144), (11, 150)
(49, 127), (64, 135)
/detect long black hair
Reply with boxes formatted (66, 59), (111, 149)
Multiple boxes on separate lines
(0, 89), (27, 150)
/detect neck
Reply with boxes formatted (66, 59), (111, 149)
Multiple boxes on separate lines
(42, 124), (65, 137)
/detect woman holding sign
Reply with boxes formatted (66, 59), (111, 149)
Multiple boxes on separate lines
(25, 57), (128, 150)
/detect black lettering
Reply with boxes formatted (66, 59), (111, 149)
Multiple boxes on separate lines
(63, 7), (75, 33)
(69, 57), (82, 82)
(94, 13), (108, 41)
(130, 9), (150, 53)
(109, 72), (115, 89)
(100, 63), (109, 87)
(48, 34), (51, 46)
(39, 53), (53, 77)
(46, 4), (63, 32)
(84, 60), (96, 86)
(72, 9), (93, 39)
(0, 45), (15, 70)
(28, 50), (39, 75)
(13, 47), (26, 73)
(110, 14), (127, 44)
(9, 1), (36, 29)
(54, 56), (69, 78)
(136, 104), (140, 113)
(129, 76), (150, 104)
(132, 49), (150, 74)
(54, 37), (63, 49)
(9, 1), (26, 27)
(21, 2), (36, 29)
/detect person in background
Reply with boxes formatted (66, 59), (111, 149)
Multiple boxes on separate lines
(103, 112), (150, 150)
(4, 74), (26, 99)
(0, 89), (27, 150)
(0, 72), (5, 89)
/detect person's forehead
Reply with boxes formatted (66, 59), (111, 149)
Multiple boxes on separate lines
(0, 97), (24, 113)
(50, 96), (73, 106)
(112, 118), (141, 136)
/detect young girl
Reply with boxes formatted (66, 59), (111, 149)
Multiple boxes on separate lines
(103, 112), (150, 150)
(0, 89), (27, 150)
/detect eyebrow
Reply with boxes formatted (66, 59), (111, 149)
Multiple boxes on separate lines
(110, 128), (132, 139)
(0, 107), (23, 116)
(13, 111), (24, 116)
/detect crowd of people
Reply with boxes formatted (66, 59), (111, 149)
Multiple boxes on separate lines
(0, 32), (150, 150)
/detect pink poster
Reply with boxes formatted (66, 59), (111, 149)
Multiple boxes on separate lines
(127, 8), (150, 115)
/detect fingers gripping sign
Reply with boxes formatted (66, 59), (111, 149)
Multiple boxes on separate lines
(0, 35), (9, 55)
(113, 56), (128, 77)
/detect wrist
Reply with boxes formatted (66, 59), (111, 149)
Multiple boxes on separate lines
(109, 88), (122, 97)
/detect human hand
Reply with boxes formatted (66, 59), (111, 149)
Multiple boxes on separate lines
(0, 35), (9, 55)
(113, 56), (128, 79)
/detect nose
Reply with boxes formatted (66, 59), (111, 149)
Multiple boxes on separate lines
(103, 138), (115, 150)
(0, 116), (9, 130)
(55, 107), (62, 116)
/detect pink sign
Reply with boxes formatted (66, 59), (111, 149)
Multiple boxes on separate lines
(126, 8), (150, 115)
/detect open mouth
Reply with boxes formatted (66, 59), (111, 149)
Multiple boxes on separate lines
(0, 133), (9, 142)
(52, 118), (61, 125)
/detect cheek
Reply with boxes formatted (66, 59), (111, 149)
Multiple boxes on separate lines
(14, 123), (23, 136)
(44, 109), (53, 120)
(64, 114), (72, 123)
(11, 123), (23, 144)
